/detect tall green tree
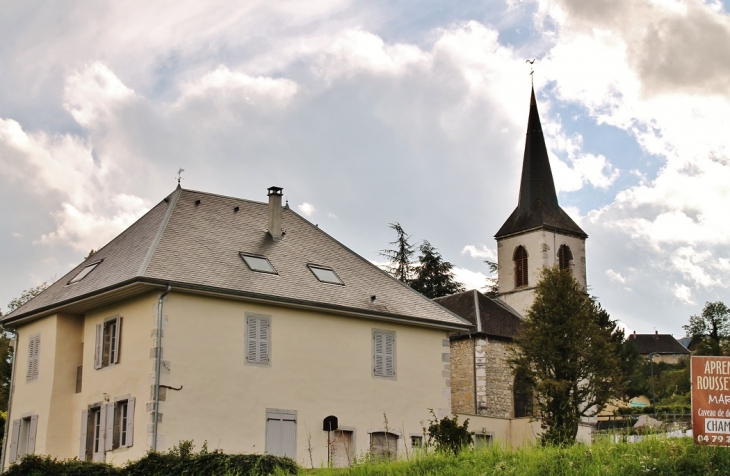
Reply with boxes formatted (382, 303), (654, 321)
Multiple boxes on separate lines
(509, 266), (634, 446)
(0, 282), (49, 411)
(483, 260), (499, 298)
(379, 223), (415, 283)
(683, 301), (730, 356)
(410, 241), (465, 299)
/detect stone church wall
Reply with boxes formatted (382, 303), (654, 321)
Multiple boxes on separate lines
(449, 338), (474, 414)
(475, 338), (513, 418)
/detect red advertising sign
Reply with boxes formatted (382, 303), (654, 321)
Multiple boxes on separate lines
(692, 356), (730, 446)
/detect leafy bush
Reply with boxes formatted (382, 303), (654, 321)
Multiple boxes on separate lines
(5, 441), (298, 476)
(425, 410), (473, 455)
(4, 454), (121, 476)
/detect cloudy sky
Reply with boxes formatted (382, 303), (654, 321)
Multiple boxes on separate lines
(2, 0), (729, 336)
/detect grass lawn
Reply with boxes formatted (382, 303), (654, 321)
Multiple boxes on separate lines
(306, 437), (730, 476)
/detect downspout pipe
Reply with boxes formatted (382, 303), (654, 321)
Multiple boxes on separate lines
(152, 284), (171, 452)
(0, 330), (18, 473)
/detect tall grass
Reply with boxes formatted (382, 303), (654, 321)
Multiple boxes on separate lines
(309, 437), (730, 476)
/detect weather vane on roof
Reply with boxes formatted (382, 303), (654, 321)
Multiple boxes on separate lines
(177, 168), (185, 185)
(526, 58), (536, 85)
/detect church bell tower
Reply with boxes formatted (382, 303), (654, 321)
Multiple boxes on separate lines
(495, 88), (588, 317)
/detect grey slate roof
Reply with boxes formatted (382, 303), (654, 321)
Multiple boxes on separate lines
(495, 88), (587, 239)
(434, 289), (522, 339)
(628, 333), (691, 355)
(4, 187), (470, 330)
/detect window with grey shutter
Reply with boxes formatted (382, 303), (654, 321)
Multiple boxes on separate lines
(27, 335), (40, 381)
(8, 419), (20, 464)
(372, 330), (396, 379)
(27, 415), (38, 455)
(265, 409), (296, 458)
(79, 410), (89, 460)
(246, 315), (271, 365)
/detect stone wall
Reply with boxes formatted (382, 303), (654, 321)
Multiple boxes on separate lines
(449, 338), (474, 414)
(475, 338), (513, 418)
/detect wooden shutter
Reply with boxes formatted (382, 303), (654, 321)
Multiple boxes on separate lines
(112, 317), (122, 364)
(373, 332), (385, 377)
(94, 324), (103, 369)
(373, 330), (395, 378)
(125, 397), (135, 447)
(384, 332), (395, 377)
(79, 410), (89, 460)
(8, 419), (20, 464)
(27, 335), (39, 381)
(93, 407), (107, 462)
(259, 318), (269, 363)
(266, 411), (296, 458)
(27, 415), (38, 455)
(104, 404), (114, 451)
(247, 317), (258, 362)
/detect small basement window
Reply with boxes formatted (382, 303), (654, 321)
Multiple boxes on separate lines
(68, 261), (102, 285)
(240, 253), (278, 274)
(308, 265), (344, 285)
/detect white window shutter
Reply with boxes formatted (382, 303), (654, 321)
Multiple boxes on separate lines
(8, 419), (20, 464)
(112, 317), (122, 364)
(94, 406), (107, 462)
(79, 410), (89, 460)
(259, 318), (269, 362)
(374, 333), (385, 377)
(33, 336), (40, 379)
(247, 317), (258, 362)
(104, 404), (114, 451)
(94, 324), (103, 369)
(384, 333), (394, 377)
(26, 338), (35, 380)
(125, 397), (135, 447)
(27, 415), (38, 455)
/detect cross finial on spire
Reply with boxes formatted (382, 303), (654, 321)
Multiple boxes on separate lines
(177, 168), (185, 186)
(526, 58), (536, 86)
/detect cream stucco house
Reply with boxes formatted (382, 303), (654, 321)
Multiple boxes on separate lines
(1, 186), (470, 469)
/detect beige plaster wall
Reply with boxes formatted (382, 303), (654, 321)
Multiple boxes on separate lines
(497, 230), (586, 316)
(449, 338), (474, 414)
(147, 292), (452, 468)
(7, 315), (59, 458)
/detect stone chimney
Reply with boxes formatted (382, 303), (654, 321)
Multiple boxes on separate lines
(267, 186), (283, 241)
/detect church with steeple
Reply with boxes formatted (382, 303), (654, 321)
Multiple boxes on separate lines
(435, 87), (593, 446)
(495, 88), (588, 317)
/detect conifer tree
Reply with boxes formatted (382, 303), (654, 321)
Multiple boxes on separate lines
(379, 223), (415, 283)
(509, 266), (633, 446)
(410, 241), (465, 299)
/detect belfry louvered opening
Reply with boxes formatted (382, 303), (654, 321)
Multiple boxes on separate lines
(558, 244), (573, 271)
(514, 245), (528, 288)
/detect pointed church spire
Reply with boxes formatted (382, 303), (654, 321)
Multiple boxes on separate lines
(495, 88), (587, 239)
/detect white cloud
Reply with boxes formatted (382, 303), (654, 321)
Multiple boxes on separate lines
(177, 66), (299, 109)
(461, 245), (498, 262)
(672, 283), (695, 305)
(297, 202), (317, 216)
(327, 212), (338, 219)
(606, 269), (626, 284)
(64, 62), (135, 128)
(452, 267), (488, 291)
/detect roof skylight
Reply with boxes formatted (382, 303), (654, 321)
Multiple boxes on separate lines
(240, 253), (278, 274)
(67, 261), (102, 285)
(308, 265), (344, 285)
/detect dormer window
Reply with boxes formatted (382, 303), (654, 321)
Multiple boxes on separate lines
(558, 244), (573, 271)
(514, 246), (528, 288)
(240, 253), (278, 274)
(308, 265), (344, 285)
(67, 261), (102, 285)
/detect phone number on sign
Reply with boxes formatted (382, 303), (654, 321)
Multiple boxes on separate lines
(696, 435), (730, 445)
